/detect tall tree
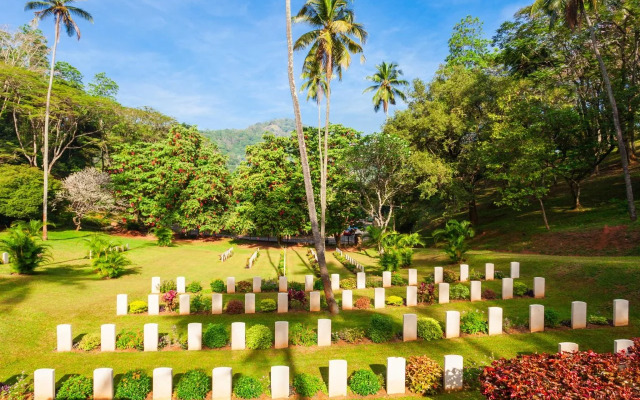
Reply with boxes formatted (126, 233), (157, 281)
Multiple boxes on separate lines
(25, 0), (93, 239)
(300, 59), (327, 173)
(285, 0), (338, 314)
(363, 61), (408, 117)
(531, 0), (637, 221)
(294, 0), (367, 243)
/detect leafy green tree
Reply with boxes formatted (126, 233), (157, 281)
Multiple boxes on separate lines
(363, 61), (408, 117)
(54, 61), (83, 89)
(0, 164), (58, 224)
(25, 0), (94, 240)
(110, 126), (229, 234)
(432, 220), (474, 262)
(445, 15), (492, 69)
(0, 24), (49, 72)
(88, 72), (119, 100)
(0, 220), (52, 274)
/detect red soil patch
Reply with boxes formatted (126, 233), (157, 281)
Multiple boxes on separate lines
(529, 225), (640, 256)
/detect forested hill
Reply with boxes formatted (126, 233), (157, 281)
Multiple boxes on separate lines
(201, 118), (296, 171)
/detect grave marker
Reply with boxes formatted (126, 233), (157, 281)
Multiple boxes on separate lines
(152, 368), (172, 400)
(403, 314), (417, 342)
(101, 324), (116, 352)
(188, 323), (202, 351)
(529, 304), (544, 333)
(275, 321), (288, 349)
(93, 368), (113, 400)
(231, 322), (245, 350)
(211, 367), (232, 400)
(443, 355), (463, 391)
(144, 323), (158, 351)
(328, 360), (347, 397)
(438, 283), (449, 304)
(34, 369), (55, 400)
(571, 301), (587, 329)
(342, 290), (353, 310)
(386, 357), (406, 395)
(445, 311), (460, 338)
(57, 324), (72, 352)
(375, 287), (385, 309)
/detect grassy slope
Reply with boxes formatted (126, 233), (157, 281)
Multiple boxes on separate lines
(1, 231), (639, 399)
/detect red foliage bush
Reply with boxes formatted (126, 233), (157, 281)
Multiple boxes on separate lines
(480, 338), (640, 399)
(354, 297), (371, 309)
(482, 289), (497, 300)
(236, 280), (252, 293)
(288, 289), (307, 305)
(225, 299), (244, 314)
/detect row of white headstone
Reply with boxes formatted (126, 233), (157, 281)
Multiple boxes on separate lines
(437, 277), (545, 303)
(558, 338), (636, 354)
(310, 248), (318, 262)
(247, 249), (259, 269)
(435, 261), (520, 283)
(33, 354), (467, 400)
(1, 252), (8, 264)
(342, 253), (364, 271)
(220, 247), (233, 262)
(88, 245), (129, 260)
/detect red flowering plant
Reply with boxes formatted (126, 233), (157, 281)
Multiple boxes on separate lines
(162, 290), (177, 312)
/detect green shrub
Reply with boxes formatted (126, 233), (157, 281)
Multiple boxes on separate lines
(380, 251), (401, 272)
(260, 279), (278, 292)
(366, 277), (382, 288)
(386, 295), (404, 306)
(210, 279), (226, 293)
(77, 333), (100, 351)
(175, 369), (210, 400)
(450, 283), (470, 300)
(313, 279), (324, 290)
(494, 270), (505, 279)
(115, 370), (151, 400)
(233, 376), (263, 399)
(588, 315), (609, 325)
(152, 227), (173, 247)
(432, 219), (475, 262)
(93, 250), (130, 279)
(246, 325), (273, 350)
(116, 330), (144, 350)
(391, 273), (407, 286)
(293, 373), (326, 397)
(0, 372), (32, 400)
(340, 278), (356, 289)
(367, 314), (394, 343)
(289, 281), (305, 291)
(513, 281), (529, 297)
(336, 327), (366, 344)
(259, 299), (277, 312)
(186, 281), (202, 293)
(203, 323), (229, 348)
(443, 269), (458, 283)
(544, 308), (560, 328)
(191, 293), (211, 313)
(469, 269), (485, 280)
(290, 323), (316, 346)
(159, 279), (177, 293)
(129, 300), (148, 314)
(0, 165), (49, 220)
(348, 370), (380, 396)
(417, 318), (443, 341)
(405, 355), (442, 395)
(461, 311), (488, 334)
(0, 221), (51, 274)
(56, 375), (92, 400)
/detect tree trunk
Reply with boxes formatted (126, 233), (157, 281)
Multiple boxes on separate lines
(567, 179), (582, 209)
(285, 0), (338, 314)
(538, 197), (550, 231)
(321, 55), (332, 241)
(585, 15), (637, 221)
(334, 232), (343, 249)
(42, 17), (60, 240)
(468, 198), (479, 226)
(317, 100), (322, 175)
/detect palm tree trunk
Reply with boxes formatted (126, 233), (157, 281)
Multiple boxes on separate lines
(585, 14), (637, 221)
(317, 100), (322, 174)
(321, 56), (332, 241)
(42, 16), (60, 241)
(285, 0), (338, 314)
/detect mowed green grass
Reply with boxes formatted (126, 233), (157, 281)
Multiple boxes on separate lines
(0, 231), (639, 399)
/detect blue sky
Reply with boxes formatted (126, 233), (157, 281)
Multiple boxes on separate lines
(3, 0), (527, 133)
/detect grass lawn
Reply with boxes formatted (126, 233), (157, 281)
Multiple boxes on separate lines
(1, 230), (639, 399)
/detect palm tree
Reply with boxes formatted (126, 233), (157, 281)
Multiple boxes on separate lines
(294, 0), (367, 243)
(25, 0), (93, 240)
(531, 0), (636, 221)
(363, 61), (409, 117)
(300, 59), (328, 173)
(285, 0), (339, 314)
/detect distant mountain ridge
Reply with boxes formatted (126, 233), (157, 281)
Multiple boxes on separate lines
(201, 118), (295, 171)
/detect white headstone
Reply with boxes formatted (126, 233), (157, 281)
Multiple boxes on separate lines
(356, 272), (365, 289)
(271, 366), (289, 399)
(305, 275), (314, 292)
(558, 342), (579, 353)
(34, 369), (55, 400)
(488, 307), (503, 336)
(278, 276), (287, 292)
(318, 319), (331, 347)
(212, 367), (232, 400)
(231, 322), (245, 350)
(510, 262), (520, 279)
(571, 301), (587, 329)
(375, 287), (385, 309)
(1, 252), (8, 265)
(408, 269), (417, 286)
(93, 368), (113, 400)
(152, 368), (172, 400)
(386, 357), (406, 395)
(226, 277), (235, 294)
(188, 323), (202, 351)
(342, 290), (353, 310)
(613, 299), (629, 327)
(328, 360), (347, 398)
(470, 280), (481, 302)
(434, 267), (443, 284)
(614, 339), (634, 354)
(529, 304), (544, 333)
(533, 277), (545, 298)
(310, 291), (321, 312)
(459, 264), (469, 282)
(148, 294), (159, 315)
(212, 293), (223, 315)
(176, 277), (186, 294)
(382, 271), (392, 288)
(151, 277), (160, 294)
(277, 293), (288, 313)
(144, 323), (158, 351)
(275, 321), (288, 349)
(331, 274), (340, 291)
(179, 294), (190, 315)
(253, 277), (262, 293)
(443, 355), (463, 391)
(245, 293), (256, 314)
(403, 314), (417, 342)
(485, 263), (494, 280)
(438, 283), (450, 304)
(116, 294), (128, 316)
(57, 324), (72, 352)
(101, 324), (116, 352)
(406, 286), (417, 307)
(445, 311), (460, 339)
(502, 278), (513, 300)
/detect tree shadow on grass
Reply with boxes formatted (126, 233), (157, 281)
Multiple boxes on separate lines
(264, 249), (279, 276)
(291, 248), (315, 275)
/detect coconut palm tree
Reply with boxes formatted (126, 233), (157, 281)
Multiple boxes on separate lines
(363, 61), (409, 117)
(300, 59), (328, 172)
(531, 0), (636, 221)
(25, 0), (93, 240)
(294, 0), (367, 242)
(286, 0), (338, 314)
